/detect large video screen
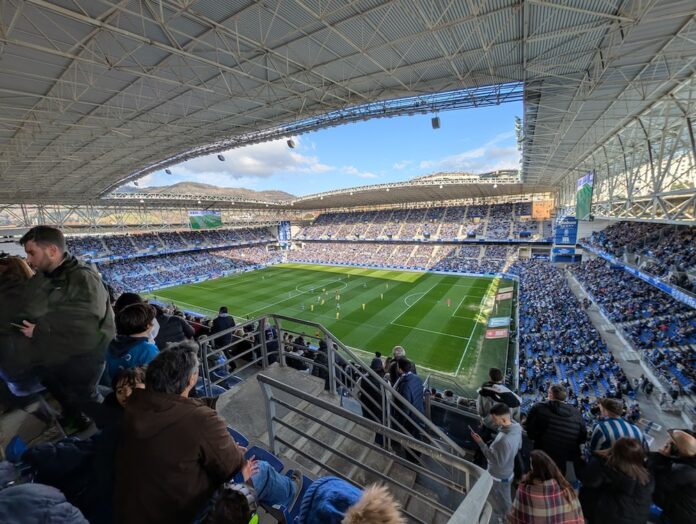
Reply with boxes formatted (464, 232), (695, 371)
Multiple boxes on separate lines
(576, 171), (594, 221)
(188, 210), (222, 230)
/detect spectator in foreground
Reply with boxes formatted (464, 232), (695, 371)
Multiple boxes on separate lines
(153, 304), (194, 350)
(476, 367), (521, 433)
(579, 437), (654, 524)
(211, 306), (235, 348)
(0, 256), (43, 400)
(19, 225), (115, 432)
(0, 483), (88, 524)
(393, 358), (425, 462)
(589, 398), (645, 452)
(114, 342), (244, 524)
(649, 429), (696, 524)
(508, 449), (584, 524)
(203, 474), (404, 524)
(104, 303), (158, 384)
(471, 403), (522, 523)
(525, 384), (587, 474)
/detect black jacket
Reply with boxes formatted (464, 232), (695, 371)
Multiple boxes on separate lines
(649, 452), (696, 524)
(525, 400), (587, 469)
(579, 456), (654, 524)
(211, 315), (235, 348)
(154, 313), (194, 350)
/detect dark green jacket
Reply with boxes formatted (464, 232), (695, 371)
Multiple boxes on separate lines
(28, 254), (115, 366)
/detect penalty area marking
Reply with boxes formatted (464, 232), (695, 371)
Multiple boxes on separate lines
(391, 282), (438, 324)
(390, 322), (471, 341)
(404, 292), (426, 307)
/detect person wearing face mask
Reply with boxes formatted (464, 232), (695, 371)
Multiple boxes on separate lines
(104, 303), (159, 385)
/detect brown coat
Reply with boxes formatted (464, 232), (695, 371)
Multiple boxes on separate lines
(114, 389), (244, 524)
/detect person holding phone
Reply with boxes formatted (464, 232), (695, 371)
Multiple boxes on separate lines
(18, 226), (115, 432)
(648, 429), (696, 524)
(470, 402), (522, 523)
(0, 255), (44, 400)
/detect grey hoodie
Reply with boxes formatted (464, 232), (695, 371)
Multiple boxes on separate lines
(476, 421), (522, 480)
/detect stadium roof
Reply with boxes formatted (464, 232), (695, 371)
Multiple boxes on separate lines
(0, 0), (694, 205)
(103, 170), (543, 209)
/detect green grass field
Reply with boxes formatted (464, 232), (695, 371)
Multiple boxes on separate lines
(147, 263), (514, 385)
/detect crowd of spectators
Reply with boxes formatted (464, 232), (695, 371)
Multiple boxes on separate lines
(298, 202), (546, 241)
(288, 241), (511, 274)
(98, 246), (281, 293)
(582, 222), (696, 293)
(571, 258), (695, 394)
(583, 221), (666, 257)
(66, 227), (274, 260)
(508, 260), (637, 425)
(571, 259), (685, 322)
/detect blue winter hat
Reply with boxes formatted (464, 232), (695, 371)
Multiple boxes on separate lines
(298, 477), (362, 524)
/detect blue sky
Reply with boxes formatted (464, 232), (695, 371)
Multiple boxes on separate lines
(138, 101), (521, 196)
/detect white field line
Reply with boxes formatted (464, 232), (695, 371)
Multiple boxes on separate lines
(390, 282), (439, 324)
(450, 294), (472, 318)
(150, 297), (218, 314)
(454, 280), (493, 376)
(391, 323), (471, 341)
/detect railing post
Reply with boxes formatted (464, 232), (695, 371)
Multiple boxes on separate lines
(273, 316), (286, 368)
(327, 337), (337, 396)
(258, 317), (269, 369)
(199, 339), (212, 397)
(258, 380), (278, 455)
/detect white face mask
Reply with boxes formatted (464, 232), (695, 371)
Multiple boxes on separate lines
(149, 318), (160, 343)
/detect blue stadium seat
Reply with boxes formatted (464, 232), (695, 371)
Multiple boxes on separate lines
(227, 427), (249, 447)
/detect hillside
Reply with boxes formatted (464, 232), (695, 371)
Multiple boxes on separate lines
(117, 182), (295, 201)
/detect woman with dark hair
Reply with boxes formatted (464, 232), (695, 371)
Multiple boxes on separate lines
(579, 437), (654, 524)
(509, 449), (584, 523)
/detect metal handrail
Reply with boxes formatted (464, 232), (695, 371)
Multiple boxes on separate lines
(196, 313), (470, 458)
(257, 373), (492, 524)
(268, 313), (469, 457)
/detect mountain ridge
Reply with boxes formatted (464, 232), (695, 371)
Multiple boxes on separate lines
(116, 182), (295, 201)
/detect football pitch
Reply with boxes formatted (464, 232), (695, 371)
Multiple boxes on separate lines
(147, 263), (514, 384)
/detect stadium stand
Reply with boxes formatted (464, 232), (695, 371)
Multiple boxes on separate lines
(582, 223), (696, 293)
(67, 227), (274, 261)
(297, 202), (552, 242)
(571, 258), (696, 395)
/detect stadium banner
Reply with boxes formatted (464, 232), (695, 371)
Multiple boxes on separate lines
(552, 247), (576, 255)
(532, 200), (554, 220)
(582, 243), (696, 309)
(485, 328), (509, 339)
(488, 317), (511, 328)
(188, 210), (222, 230)
(496, 291), (513, 301)
(576, 171), (594, 220)
(499, 286), (514, 293)
(554, 216), (578, 245)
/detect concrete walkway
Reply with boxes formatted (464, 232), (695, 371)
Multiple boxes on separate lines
(564, 270), (688, 450)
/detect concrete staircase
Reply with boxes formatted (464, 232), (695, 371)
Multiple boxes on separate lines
(217, 364), (457, 523)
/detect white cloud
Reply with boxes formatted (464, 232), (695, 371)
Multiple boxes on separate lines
(393, 160), (412, 170)
(341, 166), (378, 179)
(171, 137), (333, 179)
(418, 133), (520, 173)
